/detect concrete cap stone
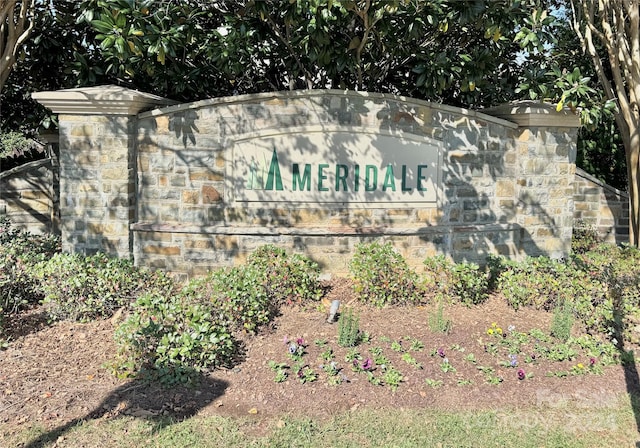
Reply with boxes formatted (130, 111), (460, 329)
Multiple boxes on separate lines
(483, 101), (581, 128)
(32, 85), (178, 116)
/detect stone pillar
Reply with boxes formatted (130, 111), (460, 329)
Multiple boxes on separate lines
(32, 86), (175, 258)
(485, 101), (581, 259)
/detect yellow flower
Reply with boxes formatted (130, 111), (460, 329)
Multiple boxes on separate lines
(487, 329), (494, 335)
(577, 363), (585, 369)
(496, 327), (503, 335)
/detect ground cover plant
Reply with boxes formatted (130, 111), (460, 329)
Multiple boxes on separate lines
(1, 225), (640, 446)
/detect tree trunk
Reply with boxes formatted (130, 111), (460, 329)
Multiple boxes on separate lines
(621, 120), (640, 246)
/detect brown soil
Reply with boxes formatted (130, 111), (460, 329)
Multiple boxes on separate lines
(1, 278), (639, 439)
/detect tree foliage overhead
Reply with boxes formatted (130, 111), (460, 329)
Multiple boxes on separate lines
(71, 0), (547, 107)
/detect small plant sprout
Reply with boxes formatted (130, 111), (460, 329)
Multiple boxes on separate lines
(401, 353), (422, 369)
(440, 358), (456, 373)
(457, 379), (473, 386)
(268, 361), (289, 383)
(319, 347), (334, 362)
(464, 353), (477, 364)
(450, 344), (465, 352)
(366, 371), (381, 386)
(314, 338), (328, 347)
(293, 363), (317, 384)
(425, 378), (443, 388)
(372, 352), (390, 369)
(391, 341), (404, 352)
(383, 366), (403, 391)
(344, 348), (362, 363)
(407, 337), (425, 352)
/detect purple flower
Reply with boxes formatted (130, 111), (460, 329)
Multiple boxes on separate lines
(517, 368), (526, 380)
(362, 358), (373, 371)
(509, 354), (518, 367)
(296, 337), (305, 346)
(437, 347), (445, 358)
(589, 357), (597, 366)
(530, 353), (536, 361)
(283, 336), (289, 345)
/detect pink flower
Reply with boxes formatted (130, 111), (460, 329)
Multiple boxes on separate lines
(362, 358), (373, 371)
(296, 337), (305, 346)
(517, 368), (526, 380)
(589, 357), (597, 366)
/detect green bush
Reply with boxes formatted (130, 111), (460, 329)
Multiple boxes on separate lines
(571, 220), (601, 254)
(189, 265), (274, 334)
(490, 255), (605, 312)
(0, 218), (60, 342)
(247, 244), (323, 306)
(31, 253), (174, 322)
(572, 244), (640, 342)
(0, 250), (42, 316)
(349, 242), (422, 307)
(0, 217), (60, 259)
(111, 291), (237, 385)
(423, 255), (489, 306)
(183, 245), (322, 334)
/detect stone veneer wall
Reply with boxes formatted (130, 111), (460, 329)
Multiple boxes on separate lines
(34, 87), (580, 278)
(573, 168), (629, 244)
(0, 159), (57, 234)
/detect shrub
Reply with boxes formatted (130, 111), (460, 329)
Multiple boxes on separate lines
(571, 220), (601, 254)
(0, 218), (60, 342)
(31, 253), (174, 322)
(0, 250), (42, 316)
(189, 265), (274, 334)
(349, 242), (422, 307)
(0, 216), (60, 259)
(182, 245), (322, 334)
(490, 255), (605, 312)
(423, 255), (489, 306)
(111, 291), (237, 385)
(566, 244), (640, 340)
(247, 244), (322, 306)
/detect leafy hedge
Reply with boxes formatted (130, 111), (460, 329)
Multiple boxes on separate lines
(110, 291), (236, 385)
(423, 255), (489, 306)
(0, 218), (61, 343)
(111, 246), (323, 382)
(31, 253), (175, 322)
(349, 242), (423, 307)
